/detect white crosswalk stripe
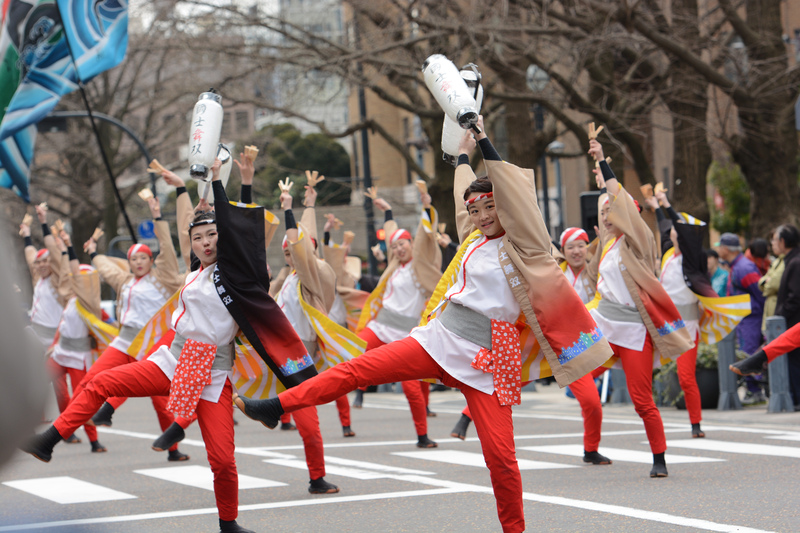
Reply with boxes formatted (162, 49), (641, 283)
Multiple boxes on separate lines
(393, 450), (578, 470)
(134, 465), (286, 491)
(665, 439), (800, 458)
(2, 476), (136, 504)
(521, 445), (725, 464)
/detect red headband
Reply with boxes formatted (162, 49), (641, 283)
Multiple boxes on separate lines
(560, 228), (589, 249)
(389, 229), (412, 244)
(35, 248), (49, 260)
(127, 243), (153, 260)
(79, 264), (95, 274)
(464, 192), (493, 206)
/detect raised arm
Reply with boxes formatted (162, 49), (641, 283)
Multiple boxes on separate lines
(147, 197), (182, 293)
(454, 130), (478, 243)
(412, 190), (442, 284)
(84, 237), (132, 293)
(162, 169), (194, 270)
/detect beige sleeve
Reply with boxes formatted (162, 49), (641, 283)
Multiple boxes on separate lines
(454, 163), (478, 243)
(288, 223), (331, 312)
(176, 190), (194, 270)
(56, 252), (74, 303)
(412, 207), (442, 293)
(72, 271), (102, 319)
(383, 217), (399, 263)
(152, 220), (183, 294)
(92, 254), (133, 293)
(322, 244), (347, 281)
(607, 185), (659, 267)
(486, 160), (552, 254)
(300, 207), (319, 256)
(44, 234), (63, 296)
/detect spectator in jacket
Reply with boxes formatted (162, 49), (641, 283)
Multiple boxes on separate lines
(773, 224), (800, 407)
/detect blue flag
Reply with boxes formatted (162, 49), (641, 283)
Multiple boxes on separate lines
(0, 0), (128, 202)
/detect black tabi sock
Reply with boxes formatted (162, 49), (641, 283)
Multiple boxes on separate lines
(653, 452), (666, 466)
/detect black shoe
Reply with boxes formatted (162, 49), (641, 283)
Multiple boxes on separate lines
(219, 518), (255, 533)
(426, 406), (437, 417)
(232, 394), (283, 429)
(152, 422), (186, 452)
(308, 477), (340, 494)
(64, 434), (81, 444)
(342, 426), (356, 437)
(21, 426), (63, 463)
(90, 440), (107, 453)
(730, 350), (768, 377)
(583, 450), (612, 465)
(650, 452), (668, 477)
(280, 422), (296, 431)
(168, 449), (190, 462)
(450, 414), (472, 440)
(691, 423), (705, 438)
(91, 402), (115, 427)
(352, 389), (364, 409)
(416, 434), (438, 448)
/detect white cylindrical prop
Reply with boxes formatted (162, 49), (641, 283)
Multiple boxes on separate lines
(441, 64), (483, 166)
(188, 91), (223, 181)
(422, 54), (479, 129)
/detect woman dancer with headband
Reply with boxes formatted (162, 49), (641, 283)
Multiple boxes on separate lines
(450, 226), (610, 466)
(588, 138), (694, 477)
(23, 159), (317, 533)
(234, 122), (612, 533)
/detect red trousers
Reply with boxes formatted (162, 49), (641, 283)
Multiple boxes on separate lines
(676, 332), (702, 425)
(279, 336), (525, 533)
(358, 328), (429, 436)
(54, 360), (239, 520)
(764, 322), (800, 361)
(46, 358), (98, 442)
(612, 335), (666, 454)
(71, 340), (175, 445)
(462, 373), (603, 452)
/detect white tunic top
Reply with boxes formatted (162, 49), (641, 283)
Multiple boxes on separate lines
(31, 277), (62, 328)
(411, 234), (519, 395)
(51, 297), (91, 370)
(563, 265), (591, 305)
(329, 293), (347, 328)
(589, 240), (647, 351)
(659, 252), (700, 339)
(368, 260), (427, 343)
(148, 264), (236, 404)
(110, 273), (169, 354)
(276, 271), (316, 342)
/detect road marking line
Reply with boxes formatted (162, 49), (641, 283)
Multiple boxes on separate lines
(134, 465), (286, 491)
(665, 439), (800, 458)
(522, 444), (724, 464)
(2, 476), (136, 504)
(323, 455), (435, 475)
(393, 450), (577, 470)
(0, 488), (464, 531)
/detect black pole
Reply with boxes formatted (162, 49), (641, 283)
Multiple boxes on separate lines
(45, 110), (157, 194)
(354, 17), (378, 276)
(55, 3), (137, 243)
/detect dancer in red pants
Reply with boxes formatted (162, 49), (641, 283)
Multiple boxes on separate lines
(731, 321), (800, 374)
(45, 229), (106, 452)
(452, 226), (610, 465)
(234, 123), (612, 533)
(351, 185), (442, 447)
(24, 160), (319, 533)
(587, 138), (694, 477)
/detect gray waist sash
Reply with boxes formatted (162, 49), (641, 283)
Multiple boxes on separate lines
(597, 299), (644, 324)
(118, 325), (140, 343)
(676, 303), (701, 322)
(375, 307), (420, 334)
(58, 335), (92, 352)
(31, 323), (57, 340)
(437, 302), (492, 350)
(169, 332), (235, 371)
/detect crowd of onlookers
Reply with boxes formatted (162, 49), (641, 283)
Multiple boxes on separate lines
(711, 225), (800, 408)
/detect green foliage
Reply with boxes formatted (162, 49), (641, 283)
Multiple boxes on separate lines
(238, 124), (352, 208)
(707, 159), (750, 235)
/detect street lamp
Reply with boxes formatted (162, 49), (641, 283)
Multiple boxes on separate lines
(547, 140), (565, 235)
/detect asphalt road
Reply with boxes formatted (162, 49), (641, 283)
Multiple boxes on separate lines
(1, 383), (799, 532)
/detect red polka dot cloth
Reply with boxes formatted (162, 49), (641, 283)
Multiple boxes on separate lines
(167, 339), (217, 418)
(470, 319), (522, 406)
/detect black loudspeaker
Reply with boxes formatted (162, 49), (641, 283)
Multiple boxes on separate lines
(580, 191), (602, 241)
